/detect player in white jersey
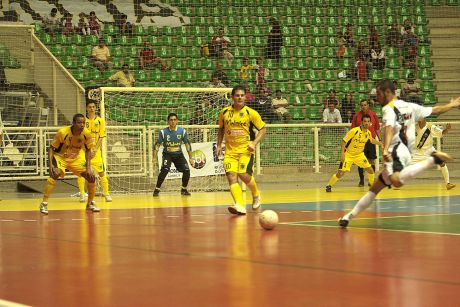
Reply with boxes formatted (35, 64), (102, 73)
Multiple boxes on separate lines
(339, 80), (460, 227)
(413, 119), (455, 190)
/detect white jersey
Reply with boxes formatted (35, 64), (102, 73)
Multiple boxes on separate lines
(414, 123), (443, 155)
(381, 99), (432, 153)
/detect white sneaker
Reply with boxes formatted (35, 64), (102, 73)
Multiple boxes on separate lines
(228, 204), (247, 215)
(39, 202), (48, 215)
(86, 201), (101, 212)
(79, 192), (88, 203)
(252, 195), (261, 210)
(104, 194), (112, 202)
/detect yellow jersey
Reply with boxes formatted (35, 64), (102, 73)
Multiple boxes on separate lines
(240, 64), (254, 81)
(85, 115), (106, 150)
(218, 105), (265, 155)
(343, 126), (373, 156)
(51, 126), (94, 160)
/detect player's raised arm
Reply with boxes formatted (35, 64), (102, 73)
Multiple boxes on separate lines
(431, 97), (460, 115)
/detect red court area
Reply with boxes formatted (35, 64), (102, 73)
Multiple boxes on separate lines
(0, 207), (459, 307)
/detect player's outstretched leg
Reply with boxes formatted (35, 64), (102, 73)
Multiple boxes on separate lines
(440, 163), (456, 190)
(326, 171), (344, 192)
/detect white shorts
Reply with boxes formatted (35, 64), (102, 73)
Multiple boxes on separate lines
(381, 142), (412, 186)
(411, 149), (435, 164)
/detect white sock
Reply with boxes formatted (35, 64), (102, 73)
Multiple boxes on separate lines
(441, 165), (450, 184)
(343, 191), (377, 220)
(398, 157), (435, 184)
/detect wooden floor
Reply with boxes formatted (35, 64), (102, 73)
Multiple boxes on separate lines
(1, 183), (460, 306)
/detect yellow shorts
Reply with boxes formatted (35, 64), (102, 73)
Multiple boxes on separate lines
(53, 154), (87, 177)
(224, 153), (254, 175)
(90, 150), (105, 173)
(339, 152), (371, 172)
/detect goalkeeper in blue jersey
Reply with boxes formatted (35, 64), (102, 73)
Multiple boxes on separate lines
(152, 112), (193, 196)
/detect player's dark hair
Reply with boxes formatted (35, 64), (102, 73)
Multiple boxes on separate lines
(377, 79), (396, 94)
(362, 114), (371, 121)
(360, 99), (368, 104)
(86, 100), (96, 107)
(232, 85), (246, 96)
(168, 112), (178, 120)
(73, 113), (85, 123)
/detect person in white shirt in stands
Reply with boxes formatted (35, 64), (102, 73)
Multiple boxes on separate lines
(413, 119), (455, 190)
(271, 90), (289, 122)
(339, 79), (460, 228)
(323, 103), (342, 123)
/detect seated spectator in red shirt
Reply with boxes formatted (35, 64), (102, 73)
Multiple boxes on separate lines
(76, 12), (90, 36)
(88, 11), (100, 37)
(355, 56), (367, 81)
(139, 42), (169, 71)
(115, 14), (132, 35)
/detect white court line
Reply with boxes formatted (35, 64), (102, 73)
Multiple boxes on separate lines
(216, 213), (227, 216)
(398, 206), (408, 209)
(23, 220), (36, 222)
(96, 217), (109, 220)
(119, 217), (133, 220)
(193, 221), (205, 224)
(144, 216), (155, 219)
(415, 205), (425, 208)
(47, 219), (61, 221)
(301, 210), (313, 213)
(167, 216), (180, 218)
(191, 214), (203, 217)
(1, 219), (14, 222)
(0, 299), (31, 307)
(323, 210), (333, 212)
(71, 218), (83, 221)
(377, 199), (407, 203)
(279, 211), (291, 214)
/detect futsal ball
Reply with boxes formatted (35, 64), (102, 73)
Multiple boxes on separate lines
(191, 150), (206, 169)
(259, 210), (279, 230)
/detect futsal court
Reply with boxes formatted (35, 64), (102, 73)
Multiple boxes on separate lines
(0, 182), (459, 306)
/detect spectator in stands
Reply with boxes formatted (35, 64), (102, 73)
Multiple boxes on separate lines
(76, 12), (90, 36)
(188, 109), (205, 125)
(402, 26), (418, 69)
(323, 103), (342, 123)
(355, 55), (367, 81)
(337, 33), (346, 58)
(245, 85), (255, 104)
(400, 18), (415, 36)
(92, 38), (113, 71)
(206, 76), (226, 107)
(139, 42), (169, 71)
(265, 17), (283, 62)
(402, 73), (422, 105)
(43, 8), (62, 35)
(212, 63), (229, 86)
(323, 89), (339, 109)
(387, 23), (402, 48)
(272, 90), (290, 122)
(62, 13), (75, 35)
(88, 11), (101, 37)
(115, 13), (132, 36)
(341, 92), (355, 118)
(255, 57), (267, 92)
(370, 42), (385, 70)
(355, 39), (370, 61)
(211, 28), (233, 64)
(239, 57), (254, 85)
(108, 64), (135, 87)
(351, 99), (381, 186)
(368, 25), (379, 48)
(252, 87), (275, 122)
(207, 75), (226, 89)
(393, 80), (402, 98)
(343, 24), (355, 47)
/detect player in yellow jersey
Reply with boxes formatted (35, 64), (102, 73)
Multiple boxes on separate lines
(76, 101), (112, 202)
(325, 114), (382, 192)
(39, 114), (99, 215)
(216, 85), (266, 215)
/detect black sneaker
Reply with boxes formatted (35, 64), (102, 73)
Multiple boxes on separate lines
(152, 188), (160, 197)
(325, 185), (332, 192)
(338, 218), (349, 228)
(358, 181), (364, 187)
(181, 188), (191, 196)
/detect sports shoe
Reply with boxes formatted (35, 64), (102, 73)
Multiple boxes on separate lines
(181, 188), (191, 196)
(86, 201), (101, 212)
(152, 188), (160, 197)
(104, 194), (113, 202)
(358, 181), (364, 187)
(338, 218), (349, 228)
(79, 192), (87, 203)
(252, 195), (261, 210)
(325, 185), (332, 192)
(446, 183), (456, 190)
(228, 204), (247, 215)
(431, 151), (453, 165)
(39, 202), (48, 215)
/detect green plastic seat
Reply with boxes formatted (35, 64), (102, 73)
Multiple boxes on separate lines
(39, 33), (52, 45)
(339, 58), (352, 69)
(123, 46), (137, 57)
(306, 108), (323, 121)
(370, 70), (383, 81)
(311, 58), (323, 70)
(421, 80), (436, 92)
(422, 93), (437, 105)
(291, 107), (306, 120)
(387, 58), (400, 69)
(54, 34), (67, 45)
(325, 58), (336, 69)
(306, 69), (322, 81)
(133, 25), (145, 35)
(356, 81), (370, 93)
(324, 70), (337, 81)
(417, 57), (432, 68)
(420, 68), (433, 80)
(294, 58), (308, 70)
(340, 82), (353, 94)
(50, 45), (63, 57)
(384, 69), (401, 80)
(310, 47), (321, 58)
(387, 47), (399, 57)
(61, 56), (76, 69)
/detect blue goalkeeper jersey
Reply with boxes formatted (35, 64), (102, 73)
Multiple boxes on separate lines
(156, 127), (191, 155)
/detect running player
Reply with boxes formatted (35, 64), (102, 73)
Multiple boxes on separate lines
(39, 114), (99, 215)
(339, 80), (460, 227)
(216, 85), (266, 215)
(325, 114), (382, 192)
(152, 112), (192, 196)
(77, 101), (112, 202)
(413, 119), (455, 190)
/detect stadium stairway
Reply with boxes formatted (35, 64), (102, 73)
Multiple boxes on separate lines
(427, 5), (460, 120)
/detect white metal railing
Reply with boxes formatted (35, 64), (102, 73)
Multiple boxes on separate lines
(0, 123), (454, 181)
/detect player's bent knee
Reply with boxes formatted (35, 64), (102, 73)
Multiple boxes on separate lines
(160, 167), (170, 174)
(47, 177), (57, 185)
(82, 172), (96, 183)
(366, 167), (374, 174)
(336, 171), (345, 178)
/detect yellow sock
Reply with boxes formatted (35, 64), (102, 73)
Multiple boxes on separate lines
(247, 177), (260, 197)
(77, 176), (86, 195)
(230, 183), (244, 206)
(87, 181), (96, 203)
(43, 177), (57, 202)
(327, 174), (340, 186)
(100, 175), (109, 195)
(368, 173), (375, 185)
